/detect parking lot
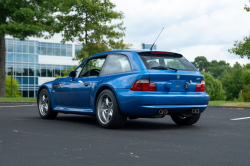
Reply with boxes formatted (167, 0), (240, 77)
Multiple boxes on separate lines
(0, 105), (250, 166)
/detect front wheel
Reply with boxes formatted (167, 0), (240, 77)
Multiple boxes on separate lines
(96, 89), (127, 129)
(38, 89), (58, 119)
(171, 114), (201, 125)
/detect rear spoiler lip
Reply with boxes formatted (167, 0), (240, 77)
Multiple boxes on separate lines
(136, 51), (183, 57)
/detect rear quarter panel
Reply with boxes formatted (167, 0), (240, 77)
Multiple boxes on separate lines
(89, 51), (150, 107)
(90, 70), (150, 107)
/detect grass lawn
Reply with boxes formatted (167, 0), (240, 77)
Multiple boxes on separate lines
(0, 98), (249, 107)
(209, 101), (250, 107)
(0, 97), (36, 102)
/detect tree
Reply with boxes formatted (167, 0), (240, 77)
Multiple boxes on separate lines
(201, 72), (226, 101)
(242, 85), (250, 102)
(241, 69), (250, 86)
(241, 68), (250, 102)
(192, 56), (209, 72)
(0, 0), (75, 98)
(244, 63), (250, 69)
(228, 36), (250, 59)
(221, 62), (244, 100)
(228, 5), (250, 59)
(57, 0), (131, 61)
(192, 56), (232, 79)
(205, 60), (231, 79)
(6, 76), (21, 97)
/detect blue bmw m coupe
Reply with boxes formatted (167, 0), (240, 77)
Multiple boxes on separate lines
(37, 50), (209, 128)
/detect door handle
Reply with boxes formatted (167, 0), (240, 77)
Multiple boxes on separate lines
(84, 82), (90, 86)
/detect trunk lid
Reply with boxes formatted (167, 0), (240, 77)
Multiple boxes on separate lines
(138, 51), (203, 92)
(148, 70), (203, 92)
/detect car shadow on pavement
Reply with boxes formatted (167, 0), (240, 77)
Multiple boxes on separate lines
(55, 115), (99, 126)
(123, 119), (199, 131)
(53, 115), (200, 131)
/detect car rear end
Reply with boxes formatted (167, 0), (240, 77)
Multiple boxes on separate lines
(117, 51), (209, 117)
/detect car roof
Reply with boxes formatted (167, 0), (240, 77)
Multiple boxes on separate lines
(76, 50), (185, 71)
(89, 50), (183, 58)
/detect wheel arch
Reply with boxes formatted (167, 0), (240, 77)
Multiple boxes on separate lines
(37, 85), (50, 104)
(94, 85), (121, 110)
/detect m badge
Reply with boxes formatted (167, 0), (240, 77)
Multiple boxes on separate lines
(176, 75), (180, 80)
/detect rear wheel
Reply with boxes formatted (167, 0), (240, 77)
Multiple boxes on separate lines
(96, 89), (127, 129)
(171, 114), (200, 125)
(38, 89), (58, 119)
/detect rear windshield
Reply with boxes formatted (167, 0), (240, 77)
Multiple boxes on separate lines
(139, 54), (197, 71)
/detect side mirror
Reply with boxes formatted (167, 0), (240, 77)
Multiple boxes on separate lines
(69, 71), (76, 81)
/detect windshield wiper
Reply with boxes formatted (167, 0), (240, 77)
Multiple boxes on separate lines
(151, 66), (178, 72)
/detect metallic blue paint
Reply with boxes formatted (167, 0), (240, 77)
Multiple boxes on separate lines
(37, 50), (209, 117)
(114, 89), (209, 116)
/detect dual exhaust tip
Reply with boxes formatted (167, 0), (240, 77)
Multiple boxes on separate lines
(192, 108), (200, 114)
(158, 108), (199, 115)
(159, 109), (168, 115)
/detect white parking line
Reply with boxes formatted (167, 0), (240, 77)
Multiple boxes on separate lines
(231, 117), (250, 121)
(0, 105), (36, 108)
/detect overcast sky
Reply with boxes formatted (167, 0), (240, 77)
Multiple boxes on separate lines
(25, 0), (250, 66)
(112, 0), (250, 66)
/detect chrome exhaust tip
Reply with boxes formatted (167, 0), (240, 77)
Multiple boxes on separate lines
(192, 108), (200, 114)
(158, 109), (168, 115)
(159, 109), (164, 114)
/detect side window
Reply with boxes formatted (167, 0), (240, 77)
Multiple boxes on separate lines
(75, 65), (83, 78)
(101, 55), (132, 76)
(79, 57), (106, 77)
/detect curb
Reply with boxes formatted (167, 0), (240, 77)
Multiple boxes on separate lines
(0, 102), (37, 105)
(208, 106), (250, 110)
(0, 103), (249, 109)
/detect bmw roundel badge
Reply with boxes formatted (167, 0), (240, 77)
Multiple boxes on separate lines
(176, 75), (180, 80)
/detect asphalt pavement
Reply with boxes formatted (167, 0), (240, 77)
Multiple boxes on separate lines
(0, 105), (250, 166)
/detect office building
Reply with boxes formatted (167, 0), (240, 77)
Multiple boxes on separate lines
(5, 38), (156, 97)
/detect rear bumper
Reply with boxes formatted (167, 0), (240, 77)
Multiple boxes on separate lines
(114, 89), (209, 116)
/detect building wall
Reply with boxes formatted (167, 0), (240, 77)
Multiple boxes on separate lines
(5, 38), (156, 97)
(5, 38), (80, 97)
(127, 43), (157, 50)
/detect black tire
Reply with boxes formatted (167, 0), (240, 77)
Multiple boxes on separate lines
(38, 89), (58, 119)
(171, 114), (201, 125)
(96, 89), (127, 129)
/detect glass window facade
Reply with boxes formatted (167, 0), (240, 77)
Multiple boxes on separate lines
(5, 62), (72, 97)
(5, 38), (74, 98)
(5, 38), (145, 97)
(142, 44), (157, 50)
(75, 45), (82, 57)
(5, 38), (73, 57)
(38, 42), (72, 57)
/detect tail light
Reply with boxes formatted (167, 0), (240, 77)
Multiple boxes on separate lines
(195, 80), (205, 92)
(130, 79), (156, 91)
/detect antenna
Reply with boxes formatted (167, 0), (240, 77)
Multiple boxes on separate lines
(150, 27), (164, 51)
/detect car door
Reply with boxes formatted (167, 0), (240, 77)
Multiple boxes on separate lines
(60, 77), (95, 107)
(51, 78), (64, 105)
(60, 56), (106, 107)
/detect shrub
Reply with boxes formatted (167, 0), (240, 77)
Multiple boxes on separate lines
(242, 85), (250, 102)
(201, 72), (226, 101)
(6, 76), (21, 98)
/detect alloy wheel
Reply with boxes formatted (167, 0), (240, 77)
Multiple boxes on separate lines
(39, 94), (49, 116)
(97, 94), (113, 124)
